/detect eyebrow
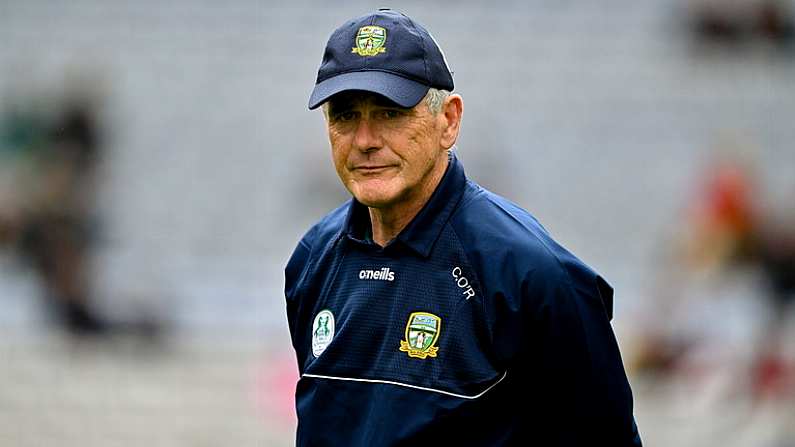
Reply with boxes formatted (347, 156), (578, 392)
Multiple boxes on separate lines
(327, 94), (409, 115)
(370, 96), (406, 109)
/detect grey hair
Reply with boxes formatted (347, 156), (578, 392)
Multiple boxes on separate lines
(321, 87), (451, 119)
(423, 88), (450, 115)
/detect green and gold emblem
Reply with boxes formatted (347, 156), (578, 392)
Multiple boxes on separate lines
(399, 312), (441, 359)
(352, 25), (387, 56)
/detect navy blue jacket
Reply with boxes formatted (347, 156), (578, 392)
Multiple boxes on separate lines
(285, 153), (642, 446)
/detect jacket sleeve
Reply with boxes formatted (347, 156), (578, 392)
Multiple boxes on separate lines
(284, 225), (317, 371)
(517, 261), (642, 446)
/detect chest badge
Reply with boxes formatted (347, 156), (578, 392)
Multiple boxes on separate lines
(312, 309), (335, 357)
(399, 312), (441, 359)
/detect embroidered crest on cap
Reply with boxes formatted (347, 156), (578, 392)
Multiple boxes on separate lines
(399, 312), (441, 359)
(352, 26), (387, 56)
(312, 309), (335, 357)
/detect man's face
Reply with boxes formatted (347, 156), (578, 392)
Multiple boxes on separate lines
(325, 91), (448, 209)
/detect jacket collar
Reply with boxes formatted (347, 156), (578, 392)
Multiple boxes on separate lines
(342, 150), (467, 257)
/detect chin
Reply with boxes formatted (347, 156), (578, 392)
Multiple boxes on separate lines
(353, 192), (397, 208)
(351, 184), (403, 209)
(349, 179), (401, 208)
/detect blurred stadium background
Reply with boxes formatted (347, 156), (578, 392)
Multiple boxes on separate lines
(1, 0), (794, 445)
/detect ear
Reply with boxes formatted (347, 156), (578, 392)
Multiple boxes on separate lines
(439, 94), (463, 150)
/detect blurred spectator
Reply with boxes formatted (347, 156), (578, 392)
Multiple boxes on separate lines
(688, 0), (794, 49)
(634, 142), (795, 401)
(631, 150), (760, 376)
(0, 83), (159, 339)
(753, 205), (795, 399)
(683, 152), (759, 272)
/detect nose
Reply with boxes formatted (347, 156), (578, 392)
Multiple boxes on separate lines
(352, 118), (380, 153)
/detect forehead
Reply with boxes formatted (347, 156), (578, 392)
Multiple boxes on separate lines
(326, 91), (407, 111)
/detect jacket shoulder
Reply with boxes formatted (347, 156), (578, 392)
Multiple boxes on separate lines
(450, 182), (613, 318)
(451, 181), (558, 274)
(284, 200), (350, 299)
(299, 200), (350, 251)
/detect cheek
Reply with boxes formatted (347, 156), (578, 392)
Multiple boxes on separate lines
(329, 138), (354, 185)
(405, 126), (439, 169)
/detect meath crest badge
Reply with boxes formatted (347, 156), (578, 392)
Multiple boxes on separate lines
(352, 26), (387, 56)
(399, 312), (441, 359)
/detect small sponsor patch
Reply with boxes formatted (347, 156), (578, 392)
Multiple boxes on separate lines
(312, 309), (335, 357)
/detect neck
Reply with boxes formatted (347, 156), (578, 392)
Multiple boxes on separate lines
(368, 155), (449, 247)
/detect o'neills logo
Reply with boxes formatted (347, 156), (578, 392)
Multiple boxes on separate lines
(359, 267), (395, 282)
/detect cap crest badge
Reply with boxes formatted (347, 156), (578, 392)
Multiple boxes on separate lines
(399, 312), (441, 359)
(352, 26), (387, 56)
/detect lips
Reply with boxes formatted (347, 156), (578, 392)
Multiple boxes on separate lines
(352, 164), (396, 173)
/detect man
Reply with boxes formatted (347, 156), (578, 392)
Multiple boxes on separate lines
(285, 9), (642, 446)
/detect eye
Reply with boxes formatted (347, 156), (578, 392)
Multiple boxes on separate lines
(335, 111), (358, 122)
(378, 109), (403, 119)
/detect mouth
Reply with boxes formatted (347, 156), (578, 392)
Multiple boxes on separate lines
(352, 165), (397, 175)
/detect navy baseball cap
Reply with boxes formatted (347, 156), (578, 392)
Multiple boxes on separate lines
(308, 9), (454, 110)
